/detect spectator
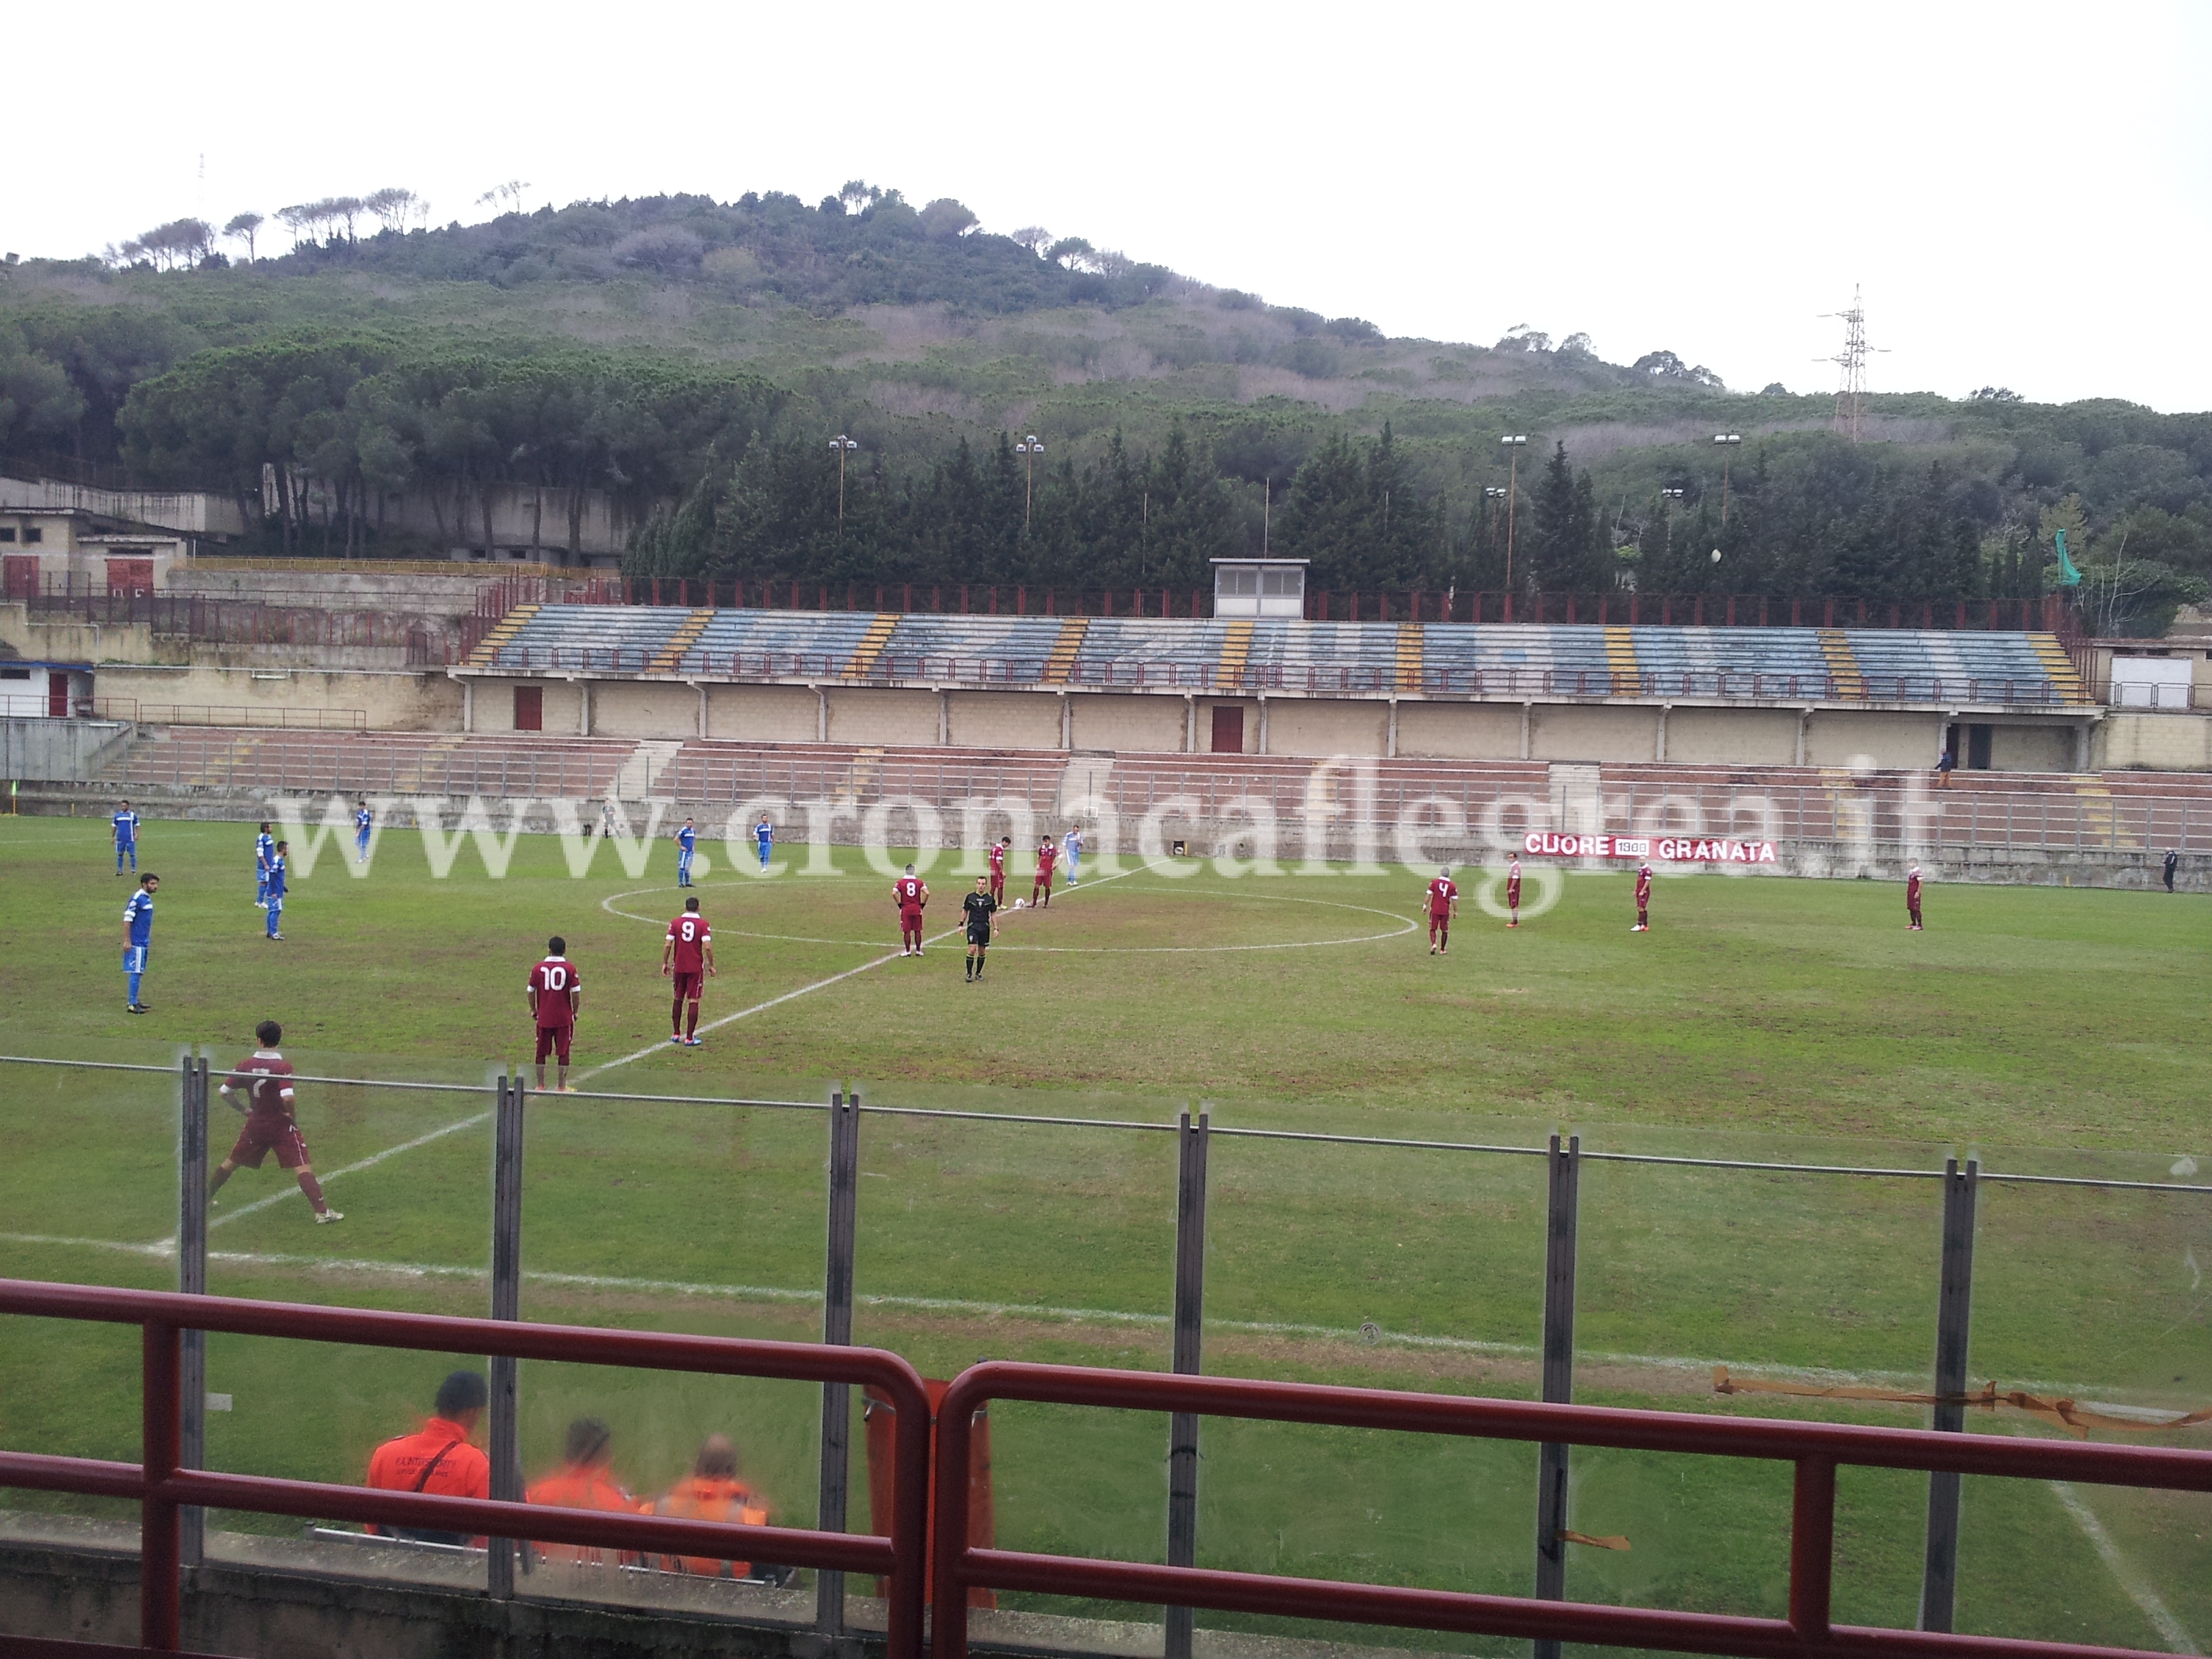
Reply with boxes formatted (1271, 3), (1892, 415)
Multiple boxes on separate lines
(527, 1416), (642, 1565)
(2165, 849), (2179, 893)
(650, 1433), (769, 1578)
(365, 1370), (491, 1544)
(1934, 749), (1955, 790)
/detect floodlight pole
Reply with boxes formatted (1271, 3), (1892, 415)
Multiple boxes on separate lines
(1919, 1156), (1980, 1633)
(1165, 1108), (1211, 1659)
(1016, 434), (1045, 531)
(1713, 434), (1742, 527)
(830, 436), (859, 535)
(1532, 1132), (1580, 1659)
(1500, 436), (1528, 616)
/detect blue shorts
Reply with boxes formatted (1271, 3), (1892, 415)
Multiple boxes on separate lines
(123, 945), (148, 974)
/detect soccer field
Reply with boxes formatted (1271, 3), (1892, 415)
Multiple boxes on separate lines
(1, 815), (2206, 1651)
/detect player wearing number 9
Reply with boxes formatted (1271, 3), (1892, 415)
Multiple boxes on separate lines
(661, 896), (716, 1048)
(527, 937), (583, 1092)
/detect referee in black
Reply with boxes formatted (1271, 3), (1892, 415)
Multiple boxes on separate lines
(963, 876), (1000, 983)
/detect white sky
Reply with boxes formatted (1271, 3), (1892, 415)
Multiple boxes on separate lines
(10, 1), (2208, 412)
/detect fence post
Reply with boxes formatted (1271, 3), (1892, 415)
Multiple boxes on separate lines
(1163, 1107), (1211, 1659)
(487, 1073), (526, 1598)
(1918, 1155), (1979, 1633)
(1532, 1131), (1580, 1659)
(178, 1054), (209, 1568)
(817, 1088), (860, 1636)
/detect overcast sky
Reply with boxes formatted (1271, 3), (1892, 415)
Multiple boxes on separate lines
(11, 1), (2207, 412)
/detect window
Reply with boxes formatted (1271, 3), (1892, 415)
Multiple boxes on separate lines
(1261, 567), (1297, 596)
(0, 668), (28, 680)
(22, 527), (41, 545)
(1221, 568), (1258, 596)
(0, 528), (16, 543)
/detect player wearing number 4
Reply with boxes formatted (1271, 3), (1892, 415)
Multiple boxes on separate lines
(528, 937), (583, 1092)
(1425, 867), (1458, 955)
(1631, 861), (1652, 932)
(662, 897), (715, 1046)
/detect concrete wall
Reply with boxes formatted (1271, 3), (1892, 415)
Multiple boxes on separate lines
(1073, 692), (1187, 753)
(1665, 707), (1799, 766)
(1989, 722), (2076, 773)
(1396, 701), (1523, 759)
(947, 689), (1061, 750)
(2095, 711), (2212, 771)
(477, 678), (583, 735)
(97, 664), (464, 733)
(594, 680), (703, 739)
(829, 687), (942, 747)
(0, 718), (134, 779)
(1531, 703), (1661, 763)
(1805, 709), (1942, 769)
(1267, 697), (1390, 758)
(2, 603), (152, 665)
(708, 684), (821, 743)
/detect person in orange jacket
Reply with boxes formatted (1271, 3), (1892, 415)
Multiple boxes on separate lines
(651, 1433), (771, 1577)
(364, 1370), (491, 1544)
(526, 1417), (642, 1565)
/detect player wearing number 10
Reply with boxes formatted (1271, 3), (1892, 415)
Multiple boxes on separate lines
(528, 938), (583, 1092)
(662, 897), (715, 1046)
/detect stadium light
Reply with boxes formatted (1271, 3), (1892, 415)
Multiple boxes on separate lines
(830, 434), (861, 533)
(1713, 433), (1742, 527)
(1015, 434), (1046, 530)
(1499, 436), (1529, 596)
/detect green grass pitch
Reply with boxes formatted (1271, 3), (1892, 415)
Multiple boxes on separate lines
(0, 814), (2205, 1650)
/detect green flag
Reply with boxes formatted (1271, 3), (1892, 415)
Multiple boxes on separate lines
(2053, 529), (2083, 588)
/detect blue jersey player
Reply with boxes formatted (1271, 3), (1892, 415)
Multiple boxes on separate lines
(1063, 825), (1084, 886)
(674, 817), (697, 887)
(112, 801), (141, 875)
(264, 842), (289, 941)
(255, 821), (276, 907)
(354, 798), (373, 863)
(122, 874), (159, 1012)
(754, 813), (774, 872)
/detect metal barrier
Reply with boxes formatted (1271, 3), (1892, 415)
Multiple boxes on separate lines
(930, 1361), (2212, 1659)
(0, 1277), (930, 1659)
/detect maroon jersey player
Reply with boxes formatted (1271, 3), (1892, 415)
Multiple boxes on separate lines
(1906, 863), (1925, 931)
(1505, 856), (1523, 928)
(988, 837), (1010, 905)
(661, 898), (715, 1046)
(893, 865), (929, 956)
(529, 937), (583, 1092)
(1425, 867), (1459, 956)
(207, 1020), (340, 1224)
(1632, 862), (1653, 933)
(1031, 837), (1058, 908)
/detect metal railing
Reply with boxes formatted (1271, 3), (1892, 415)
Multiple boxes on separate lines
(0, 1275), (930, 1658)
(90, 699), (369, 732)
(6, 1054), (2210, 1656)
(930, 1361), (2212, 1659)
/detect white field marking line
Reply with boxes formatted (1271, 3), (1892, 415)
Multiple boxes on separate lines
(584, 860), (1153, 1077)
(2047, 1479), (2203, 1656)
(4, 1231), (2196, 1419)
(197, 1109), (495, 1233)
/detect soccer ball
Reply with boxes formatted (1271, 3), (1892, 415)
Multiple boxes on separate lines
(1012, 898), (1026, 909)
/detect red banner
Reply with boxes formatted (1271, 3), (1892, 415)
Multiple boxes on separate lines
(1522, 832), (1778, 865)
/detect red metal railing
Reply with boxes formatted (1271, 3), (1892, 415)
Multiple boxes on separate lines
(0, 1279), (930, 1659)
(930, 1361), (2212, 1659)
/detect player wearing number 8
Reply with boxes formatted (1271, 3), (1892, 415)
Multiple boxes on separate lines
(528, 938), (583, 1092)
(662, 897), (716, 1046)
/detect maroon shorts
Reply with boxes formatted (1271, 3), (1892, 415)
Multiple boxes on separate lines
(535, 1023), (573, 1063)
(1429, 909), (1452, 928)
(228, 1116), (310, 1171)
(672, 971), (703, 1004)
(899, 906), (924, 931)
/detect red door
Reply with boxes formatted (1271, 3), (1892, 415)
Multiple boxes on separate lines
(2, 556), (36, 600)
(106, 558), (155, 597)
(47, 672), (69, 717)
(514, 686), (544, 732)
(1210, 705), (1244, 754)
